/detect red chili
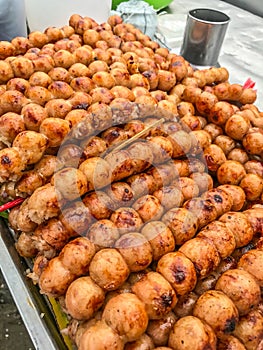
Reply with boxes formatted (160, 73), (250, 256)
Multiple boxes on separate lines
(0, 197), (25, 212)
(243, 78), (256, 89)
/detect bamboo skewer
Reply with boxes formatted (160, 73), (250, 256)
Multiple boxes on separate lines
(102, 117), (165, 156)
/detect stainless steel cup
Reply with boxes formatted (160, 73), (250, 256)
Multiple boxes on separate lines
(180, 8), (230, 67)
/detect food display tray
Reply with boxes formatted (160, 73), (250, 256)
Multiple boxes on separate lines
(0, 219), (69, 350)
(0, 1), (262, 349)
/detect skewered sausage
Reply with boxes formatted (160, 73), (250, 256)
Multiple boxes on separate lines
(132, 271), (177, 320)
(168, 316), (217, 350)
(102, 293), (148, 343)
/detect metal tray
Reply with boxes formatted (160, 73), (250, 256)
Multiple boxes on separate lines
(0, 219), (69, 350)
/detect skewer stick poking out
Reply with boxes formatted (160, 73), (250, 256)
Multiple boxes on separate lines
(0, 118), (166, 213)
(105, 117), (165, 155)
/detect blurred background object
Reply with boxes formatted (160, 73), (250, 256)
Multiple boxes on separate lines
(0, 0), (27, 41)
(222, 0), (263, 17)
(25, 0), (112, 32)
(112, 0), (158, 39)
(112, 0), (173, 10)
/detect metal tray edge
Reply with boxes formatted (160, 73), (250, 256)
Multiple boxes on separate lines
(0, 219), (69, 350)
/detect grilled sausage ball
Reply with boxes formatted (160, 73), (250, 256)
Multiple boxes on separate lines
(59, 237), (96, 276)
(233, 309), (263, 350)
(59, 200), (93, 237)
(227, 148), (249, 164)
(27, 184), (60, 224)
(132, 195), (164, 222)
(132, 271), (177, 320)
(38, 256), (75, 297)
(215, 269), (261, 315)
(157, 252), (197, 297)
(8, 205), (21, 232)
(10, 56), (34, 79)
(110, 207), (143, 234)
(239, 173), (263, 201)
(183, 198), (218, 229)
(115, 232), (153, 272)
(79, 157), (111, 191)
(34, 218), (70, 251)
(6, 77), (30, 95)
(39, 118), (70, 148)
(162, 207), (199, 246)
(242, 127), (263, 156)
(45, 98), (72, 118)
(203, 144), (226, 173)
(193, 290), (239, 337)
(104, 150), (134, 182)
(189, 172), (214, 194)
(217, 160), (246, 185)
(167, 130), (192, 158)
(87, 219), (120, 249)
(147, 136), (174, 164)
(217, 184), (246, 211)
(78, 320), (124, 350)
(217, 335), (246, 350)
(65, 276), (105, 320)
(244, 159), (263, 177)
(141, 221), (175, 261)
(83, 191), (114, 221)
(198, 221), (236, 258)
(81, 136), (107, 159)
(0, 147), (24, 182)
(0, 90), (29, 115)
(219, 211), (254, 248)
(89, 248), (129, 291)
(173, 177), (199, 201)
(106, 182), (135, 208)
(13, 130), (49, 165)
(15, 198), (37, 233)
(214, 135), (235, 155)
(201, 188), (233, 217)
(15, 232), (38, 258)
(195, 91), (218, 117)
(0, 112), (25, 145)
(243, 207), (263, 235)
(128, 141), (154, 173)
(101, 126), (128, 147)
(127, 173), (157, 198)
(225, 113), (250, 140)
(52, 167), (87, 201)
(148, 163), (177, 189)
(238, 249), (263, 287)
(204, 123), (223, 141)
(208, 101), (235, 126)
(168, 316), (216, 350)
(0, 61), (14, 84)
(22, 103), (48, 132)
(153, 186), (184, 211)
(102, 293), (148, 342)
(179, 237), (220, 279)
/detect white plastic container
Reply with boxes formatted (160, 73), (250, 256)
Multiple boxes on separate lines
(25, 0), (112, 32)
